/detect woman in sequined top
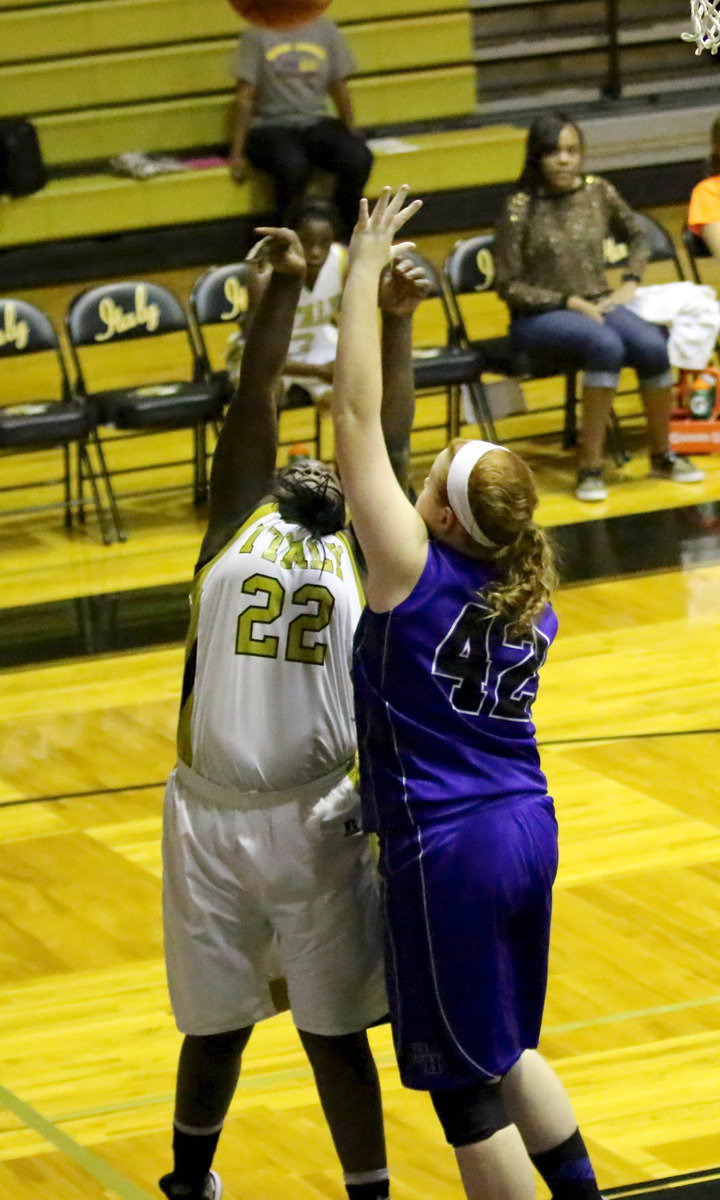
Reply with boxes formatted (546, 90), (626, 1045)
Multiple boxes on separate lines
(494, 112), (703, 502)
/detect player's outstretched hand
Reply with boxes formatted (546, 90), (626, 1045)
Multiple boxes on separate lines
(349, 185), (423, 272)
(249, 227), (306, 276)
(379, 256), (431, 317)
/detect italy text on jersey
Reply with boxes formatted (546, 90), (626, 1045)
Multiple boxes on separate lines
(232, 521), (349, 668)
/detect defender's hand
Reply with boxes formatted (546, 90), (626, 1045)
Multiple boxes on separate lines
(349, 185), (423, 271)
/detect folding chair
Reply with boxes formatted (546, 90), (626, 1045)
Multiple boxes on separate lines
(604, 212), (685, 282)
(190, 261), (325, 461)
(189, 261), (252, 396)
(441, 229), (673, 464)
(0, 298), (121, 543)
(683, 226), (714, 284)
(403, 249), (496, 444)
(66, 282), (227, 529)
(442, 232), (586, 449)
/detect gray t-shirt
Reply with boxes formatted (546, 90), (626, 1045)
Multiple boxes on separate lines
(235, 18), (356, 128)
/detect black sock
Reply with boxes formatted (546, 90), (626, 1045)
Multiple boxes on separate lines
(172, 1124), (222, 1188)
(531, 1129), (602, 1200)
(345, 1175), (390, 1200)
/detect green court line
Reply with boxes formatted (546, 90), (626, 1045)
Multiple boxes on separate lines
(37, 989), (720, 1128)
(0, 1081), (154, 1200)
(5, 992), (720, 1187)
(543, 991), (720, 1034)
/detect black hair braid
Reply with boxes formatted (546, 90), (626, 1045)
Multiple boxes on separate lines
(273, 470), (346, 538)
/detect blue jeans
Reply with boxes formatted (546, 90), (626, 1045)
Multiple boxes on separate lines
(510, 304), (672, 390)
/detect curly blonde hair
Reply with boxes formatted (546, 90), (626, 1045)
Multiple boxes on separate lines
(439, 441), (557, 637)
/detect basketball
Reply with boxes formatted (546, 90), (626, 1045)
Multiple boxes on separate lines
(228, 0), (331, 29)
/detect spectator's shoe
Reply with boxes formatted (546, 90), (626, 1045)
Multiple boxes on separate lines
(159, 1170), (222, 1200)
(649, 451), (705, 483)
(574, 469), (607, 502)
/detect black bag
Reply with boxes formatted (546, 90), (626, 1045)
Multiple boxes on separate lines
(0, 118), (47, 198)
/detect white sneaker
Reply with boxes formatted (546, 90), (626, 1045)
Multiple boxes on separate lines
(575, 469), (607, 502)
(649, 452), (704, 483)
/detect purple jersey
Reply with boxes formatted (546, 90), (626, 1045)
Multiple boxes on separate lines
(353, 538), (559, 1088)
(353, 539), (557, 833)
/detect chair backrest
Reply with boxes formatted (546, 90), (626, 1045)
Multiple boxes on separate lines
(443, 233), (497, 297)
(66, 281), (187, 348)
(0, 298), (69, 401)
(441, 233), (499, 345)
(682, 225), (712, 284)
(603, 213), (684, 278)
(65, 280), (197, 393)
(190, 262), (252, 327)
(0, 298), (59, 357)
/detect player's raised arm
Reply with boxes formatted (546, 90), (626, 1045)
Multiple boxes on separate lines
(379, 255), (430, 494)
(331, 187), (427, 610)
(199, 229), (306, 565)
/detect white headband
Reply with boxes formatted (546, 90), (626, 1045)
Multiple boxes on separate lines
(446, 440), (508, 547)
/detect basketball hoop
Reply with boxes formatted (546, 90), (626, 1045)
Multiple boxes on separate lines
(683, 0), (720, 54)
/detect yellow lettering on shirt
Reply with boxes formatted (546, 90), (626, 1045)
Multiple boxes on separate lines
(296, 302), (315, 329)
(327, 542), (344, 580)
(266, 42), (326, 65)
(262, 529), (285, 562)
(281, 538), (310, 570)
(237, 524), (266, 555)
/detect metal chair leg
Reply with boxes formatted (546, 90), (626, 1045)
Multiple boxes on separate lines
(90, 430), (126, 542)
(608, 408), (631, 465)
(80, 443), (115, 545)
(562, 371), (578, 449)
(468, 379), (498, 441)
(63, 444), (73, 528)
(449, 386), (461, 441)
(194, 423), (208, 505)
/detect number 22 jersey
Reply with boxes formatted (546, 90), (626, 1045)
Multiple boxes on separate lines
(177, 502), (363, 793)
(353, 539), (558, 831)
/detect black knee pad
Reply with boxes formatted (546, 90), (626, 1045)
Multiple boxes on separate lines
(430, 1080), (510, 1148)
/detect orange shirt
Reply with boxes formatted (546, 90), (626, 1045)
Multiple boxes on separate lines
(688, 174), (720, 233)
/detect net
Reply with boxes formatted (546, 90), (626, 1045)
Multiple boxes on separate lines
(683, 0), (720, 53)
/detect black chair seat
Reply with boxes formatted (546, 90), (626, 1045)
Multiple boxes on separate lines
(468, 337), (551, 381)
(0, 401), (90, 447)
(90, 379), (226, 428)
(412, 345), (484, 390)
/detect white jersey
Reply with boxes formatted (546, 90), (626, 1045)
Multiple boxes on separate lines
(284, 242), (347, 398)
(177, 502), (363, 794)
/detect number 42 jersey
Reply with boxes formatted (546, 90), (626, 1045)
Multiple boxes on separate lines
(353, 539), (558, 831)
(177, 503), (363, 793)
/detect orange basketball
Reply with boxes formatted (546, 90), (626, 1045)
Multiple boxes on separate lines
(228, 0), (331, 29)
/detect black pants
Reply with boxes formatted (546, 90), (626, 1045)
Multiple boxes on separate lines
(245, 117), (374, 239)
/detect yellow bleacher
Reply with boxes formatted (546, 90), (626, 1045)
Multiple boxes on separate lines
(0, 0), (526, 251)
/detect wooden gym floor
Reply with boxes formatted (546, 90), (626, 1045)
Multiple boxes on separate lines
(2, 205), (720, 1200)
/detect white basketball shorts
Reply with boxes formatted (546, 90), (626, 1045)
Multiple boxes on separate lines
(163, 761), (388, 1037)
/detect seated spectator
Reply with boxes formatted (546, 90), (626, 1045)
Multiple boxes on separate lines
(688, 115), (720, 258)
(229, 13), (373, 241)
(228, 198), (345, 410)
(494, 111), (704, 502)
